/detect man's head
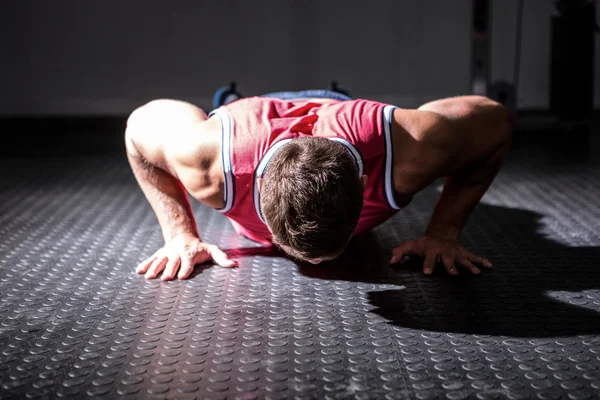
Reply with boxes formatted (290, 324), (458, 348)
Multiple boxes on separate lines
(258, 137), (366, 263)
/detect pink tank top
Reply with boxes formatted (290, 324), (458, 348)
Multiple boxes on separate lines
(209, 97), (402, 244)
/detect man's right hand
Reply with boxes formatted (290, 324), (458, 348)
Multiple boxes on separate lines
(135, 233), (238, 280)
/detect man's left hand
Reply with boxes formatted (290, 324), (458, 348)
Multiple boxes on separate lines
(390, 235), (492, 276)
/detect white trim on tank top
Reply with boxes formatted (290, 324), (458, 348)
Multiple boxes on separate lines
(209, 108), (234, 214)
(383, 105), (402, 210)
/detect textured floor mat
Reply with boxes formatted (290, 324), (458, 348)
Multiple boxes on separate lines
(1, 149), (599, 399)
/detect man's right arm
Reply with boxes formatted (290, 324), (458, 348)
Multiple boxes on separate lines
(125, 109), (237, 280)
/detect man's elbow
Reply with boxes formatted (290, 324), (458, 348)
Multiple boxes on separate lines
(125, 104), (148, 158)
(492, 103), (514, 159)
(124, 128), (137, 157)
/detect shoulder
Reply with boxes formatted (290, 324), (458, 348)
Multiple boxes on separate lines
(390, 108), (457, 196)
(391, 108), (455, 143)
(126, 99), (213, 166)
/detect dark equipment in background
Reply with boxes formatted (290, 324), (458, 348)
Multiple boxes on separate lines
(470, 0), (491, 98)
(550, 0), (598, 121)
(489, 0), (524, 115)
(473, 0), (522, 115)
(474, 0), (598, 121)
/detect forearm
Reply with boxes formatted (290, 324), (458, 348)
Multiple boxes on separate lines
(126, 145), (199, 243)
(425, 172), (496, 240)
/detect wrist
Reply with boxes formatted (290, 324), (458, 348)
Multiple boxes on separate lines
(425, 227), (460, 241)
(164, 228), (199, 243)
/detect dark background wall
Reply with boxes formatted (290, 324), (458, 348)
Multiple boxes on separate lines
(0, 0), (598, 116)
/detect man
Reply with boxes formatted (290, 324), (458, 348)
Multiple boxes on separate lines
(125, 87), (512, 281)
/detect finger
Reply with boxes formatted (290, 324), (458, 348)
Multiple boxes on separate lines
(390, 247), (406, 264)
(458, 258), (481, 275)
(136, 252), (159, 274)
(160, 256), (181, 281)
(208, 245), (238, 268)
(423, 252), (437, 275)
(177, 257), (195, 280)
(144, 256), (168, 279)
(468, 253), (493, 268)
(390, 244), (419, 264)
(441, 255), (458, 276)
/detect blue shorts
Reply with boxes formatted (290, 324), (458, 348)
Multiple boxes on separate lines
(261, 89), (352, 101)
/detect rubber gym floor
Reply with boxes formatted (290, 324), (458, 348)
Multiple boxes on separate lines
(0, 117), (599, 399)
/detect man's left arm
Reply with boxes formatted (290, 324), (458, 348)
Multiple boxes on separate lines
(390, 100), (512, 275)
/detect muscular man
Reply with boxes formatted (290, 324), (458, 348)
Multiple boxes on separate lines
(125, 88), (512, 281)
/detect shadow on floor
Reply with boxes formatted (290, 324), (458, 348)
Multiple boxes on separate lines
(296, 203), (600, 338)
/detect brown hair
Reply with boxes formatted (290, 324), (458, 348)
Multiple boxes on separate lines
(260, 137), (364, 260)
